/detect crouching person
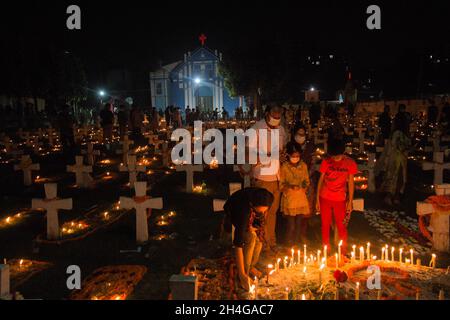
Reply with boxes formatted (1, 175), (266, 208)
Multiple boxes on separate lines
(224, 187), (274, 290)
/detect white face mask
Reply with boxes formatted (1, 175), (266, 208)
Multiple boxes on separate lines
(289, 156), (300, 164)
(267, 116), (281, 127)
(295, 135), (306, 144)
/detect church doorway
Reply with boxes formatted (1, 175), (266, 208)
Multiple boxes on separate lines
(195, 85), (213, 112)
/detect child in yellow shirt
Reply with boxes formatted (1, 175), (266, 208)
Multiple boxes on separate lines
(280, 142), (310, 246)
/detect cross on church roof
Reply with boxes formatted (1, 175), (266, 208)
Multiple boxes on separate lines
(199, 33), (207, 46)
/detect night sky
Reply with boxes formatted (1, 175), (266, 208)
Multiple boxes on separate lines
(2, 1), (450, 100)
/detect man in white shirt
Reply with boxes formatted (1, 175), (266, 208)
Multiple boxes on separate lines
(249, 105), (287, 252)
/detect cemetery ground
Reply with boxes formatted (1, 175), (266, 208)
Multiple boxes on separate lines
(0, 147), (449, 300)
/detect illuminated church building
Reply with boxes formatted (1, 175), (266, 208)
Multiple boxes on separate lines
(149, 35), (244, 115)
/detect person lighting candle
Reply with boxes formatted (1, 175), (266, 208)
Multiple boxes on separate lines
(223, 187), (274, 290)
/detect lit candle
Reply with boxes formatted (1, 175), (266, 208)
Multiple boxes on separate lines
(405, 258), (410, 265)
(319, 263), (325, 285)
(3, 258), (6, 264)
(391, 247), (395, 262)
(385, 245), (389, 261)
(366, 242), (371, 260)
(351, 252), (355, 264)
(381, 247), (385, 261)
(284, 287), (289, 300)
(301, 294), (306, 300)
(399, 248), (403, 263)
(335, 253), (338, 269)
(355, 282), (360, 300)
(284, 256), (288, 269)
(338, 240), (343, 263)
(297, 250), (301, 265)
(324, 245), (328, 267)
(266, 264), (273, 284)
(352, 245), (356, 259)
(304, 245), (307, 265)
(410, 249), (414, 265)
(291, 248), (294, 263)
(276, 258), (281, 272)
(317, 250), (321, 265)
(372, 256), (377, 261)
(310, 254), (314, 266)
(359, 246), (364, 262)
(429, 254), (436, 268)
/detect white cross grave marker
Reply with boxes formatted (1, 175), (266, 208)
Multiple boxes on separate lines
(81, 142), (100, 166)
(116, 136), (134, 165)
(358, 153), (376, 193)
(353, 126), (367, 153)
(119, 181), (163, 243)
(119, 154), (146, 185)
(176, 164), (203, 193)
(66, 155), (93, 188)
(31, 183), (73, 240)
(14, 155), (40, 186)
(417, 184), (450, 252)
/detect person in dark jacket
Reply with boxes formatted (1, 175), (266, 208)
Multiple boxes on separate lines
(378, 105), (392, 142)
(224, 187), (274, 290)
(117, 105), (129, 138)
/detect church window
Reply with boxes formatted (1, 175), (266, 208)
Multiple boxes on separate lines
(156, 82), (162, 95)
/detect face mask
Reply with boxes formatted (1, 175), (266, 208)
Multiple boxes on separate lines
(295, 135), (306, 144)
(267, 116), (281, 127)
(290, 156), (300, 164)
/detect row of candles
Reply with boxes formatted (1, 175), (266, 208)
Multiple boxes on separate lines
(265, 242), (439, 286)
(1, 212), (24, 228)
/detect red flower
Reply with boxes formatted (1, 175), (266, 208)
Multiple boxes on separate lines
(333, 270), (348, 283)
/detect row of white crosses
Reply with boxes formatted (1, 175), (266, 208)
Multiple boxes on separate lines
(417, 184), (450, 252)
(30, 180), (163, 244)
